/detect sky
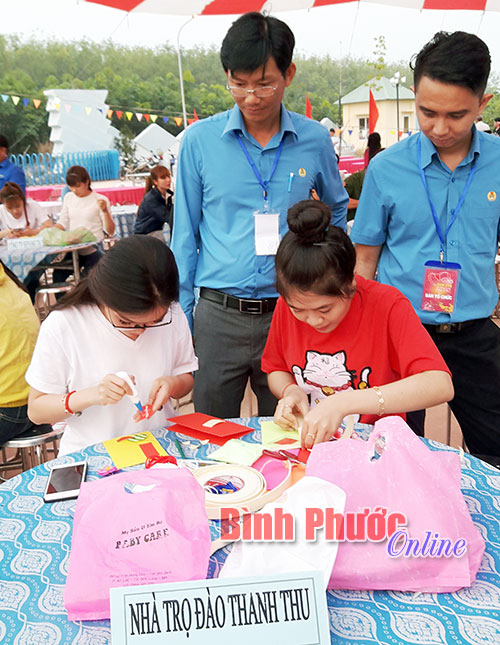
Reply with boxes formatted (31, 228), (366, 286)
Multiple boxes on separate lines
(2, 1), (500, 83)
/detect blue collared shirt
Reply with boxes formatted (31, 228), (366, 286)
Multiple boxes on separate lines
(172, 104), (348, 326)
(351, 127), (500, 324)
(0, 156), (26, 193)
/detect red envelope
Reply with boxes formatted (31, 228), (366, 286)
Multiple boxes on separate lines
(167, 413), (251, 446)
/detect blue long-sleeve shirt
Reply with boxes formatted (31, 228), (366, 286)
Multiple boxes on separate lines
(0, 157), (26, 193)
(172, 104), (348, 327)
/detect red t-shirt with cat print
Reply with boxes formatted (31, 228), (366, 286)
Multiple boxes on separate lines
(261, 276), (450, 425)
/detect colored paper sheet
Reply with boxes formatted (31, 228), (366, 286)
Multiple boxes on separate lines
(208, 439), (263, 466)
(261, 421), (301, 449)
(103, 431), (167, 469)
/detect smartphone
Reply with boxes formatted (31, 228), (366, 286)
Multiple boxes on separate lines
(43, 460), (88, 503)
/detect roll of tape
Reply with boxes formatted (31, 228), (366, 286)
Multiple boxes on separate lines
(192, 463), (294, 520)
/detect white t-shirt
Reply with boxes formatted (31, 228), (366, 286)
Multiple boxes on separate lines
(26, 302), (198, 455)
(58, 191), (111, 242)
(0, 198), (48, 231)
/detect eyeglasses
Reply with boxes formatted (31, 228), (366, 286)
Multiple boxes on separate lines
(226, 84), (278, 98)
(108, 307), (172, 331)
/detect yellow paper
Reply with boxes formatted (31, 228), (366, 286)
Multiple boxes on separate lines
(261, 421), (301, 450)
(208, 439), (263, 466)
(103, 431), (167, 469)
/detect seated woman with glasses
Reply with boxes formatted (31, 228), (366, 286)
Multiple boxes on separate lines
(26, 236), (198, 455)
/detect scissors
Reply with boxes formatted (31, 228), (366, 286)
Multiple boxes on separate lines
(262, 449), (306, 465)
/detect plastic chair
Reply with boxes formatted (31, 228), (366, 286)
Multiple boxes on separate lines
(0, 425), (64, 478)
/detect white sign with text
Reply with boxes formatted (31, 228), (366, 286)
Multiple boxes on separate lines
(110, 570), (330, 644)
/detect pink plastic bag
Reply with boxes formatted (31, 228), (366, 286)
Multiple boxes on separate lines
(65, 467), (211, 621)
(306, 416), (485, 592)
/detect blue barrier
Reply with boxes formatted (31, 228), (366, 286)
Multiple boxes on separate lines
(10, 149), (120, 186)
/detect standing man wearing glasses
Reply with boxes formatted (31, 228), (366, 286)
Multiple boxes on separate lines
(172, 12), (348, 418)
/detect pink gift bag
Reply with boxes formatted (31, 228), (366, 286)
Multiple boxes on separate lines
(306, 416), (485, 592)
(65, 467), (211, 621)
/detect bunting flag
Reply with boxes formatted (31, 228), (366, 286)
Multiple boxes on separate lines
(368, 89), (379, 134)
(305, 93), (312, 119)
(0, 90), (193, 129)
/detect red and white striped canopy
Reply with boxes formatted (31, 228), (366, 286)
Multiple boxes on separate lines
(84, 0), (499, 15)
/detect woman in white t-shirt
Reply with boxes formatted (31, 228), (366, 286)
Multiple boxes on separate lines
(0, 182), (52, 239)
(26, 235), (198, 455)
(51, 165), (115, 283)
(0, 182), (55, 301)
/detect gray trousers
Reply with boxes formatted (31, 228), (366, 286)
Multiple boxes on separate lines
(193, 297), (277, 418)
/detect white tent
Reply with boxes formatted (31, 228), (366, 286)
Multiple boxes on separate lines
(133, 123), (177, 161)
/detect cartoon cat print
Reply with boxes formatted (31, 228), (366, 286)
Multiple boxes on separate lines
(292, 350), (371, 422)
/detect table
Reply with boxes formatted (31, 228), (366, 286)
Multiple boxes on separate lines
(0, 241), (98, 282)
(27, 185), (145, 207)
(0, 205), (138, 281)
(0, 419), (498, 644)
(26, 186), (64, 202)
(338, 156), (366, 174)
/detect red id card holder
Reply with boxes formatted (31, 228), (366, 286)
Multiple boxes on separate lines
(421, 260), (461, 314)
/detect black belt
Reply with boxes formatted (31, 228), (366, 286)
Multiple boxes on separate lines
(424, 319), (481, 334)
(200, 287), (277, 315)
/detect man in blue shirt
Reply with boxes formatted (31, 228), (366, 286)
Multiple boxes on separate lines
(172, 12), (348, 418)
(352, 31), (500, 461)
(0, 135), (26, 193)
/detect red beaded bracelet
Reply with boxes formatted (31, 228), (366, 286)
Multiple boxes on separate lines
(63, 390), (82, 417)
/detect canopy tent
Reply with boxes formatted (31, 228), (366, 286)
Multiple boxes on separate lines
(84, 0), (497, 127)
(85, 1), (500, 14)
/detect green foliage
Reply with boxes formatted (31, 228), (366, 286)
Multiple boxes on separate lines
(0, 34), (413, 153)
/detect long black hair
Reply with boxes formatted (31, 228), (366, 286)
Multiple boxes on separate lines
(276, 200), (356, 299)
(56, 235), (179, 313)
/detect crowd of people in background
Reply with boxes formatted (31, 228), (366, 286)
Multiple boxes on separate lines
(1, 12), (500, 467)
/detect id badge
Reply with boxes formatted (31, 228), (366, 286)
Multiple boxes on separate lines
(421, 260), (461, 314)
(254, 210), (280, 256)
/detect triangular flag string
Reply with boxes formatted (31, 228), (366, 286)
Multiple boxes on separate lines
(0, 90), (198, 129)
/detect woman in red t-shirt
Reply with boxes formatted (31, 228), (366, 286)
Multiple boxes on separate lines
(261, 199), (454, 449)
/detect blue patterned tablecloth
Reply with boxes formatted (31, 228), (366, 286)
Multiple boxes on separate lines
(0, 419), (499, 644)
(0, 242), (97, 282)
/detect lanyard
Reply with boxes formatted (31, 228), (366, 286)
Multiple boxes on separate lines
(235, 132), (285, 211)
(417, 133), (477, 262)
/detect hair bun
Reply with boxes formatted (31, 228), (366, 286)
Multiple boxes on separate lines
(287, 199), (330, 244)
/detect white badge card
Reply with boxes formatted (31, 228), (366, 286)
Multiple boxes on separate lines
(254, 211), (280, 256)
